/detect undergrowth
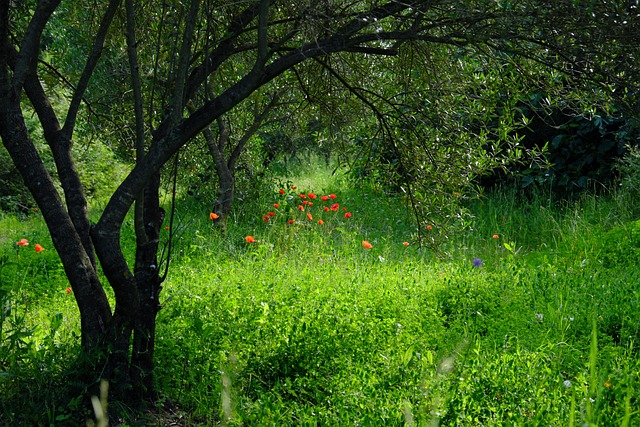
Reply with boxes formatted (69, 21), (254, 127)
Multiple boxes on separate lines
(0, 160), (638, 425)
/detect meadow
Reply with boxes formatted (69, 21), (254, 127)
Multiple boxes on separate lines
(0, 160), (639, 426)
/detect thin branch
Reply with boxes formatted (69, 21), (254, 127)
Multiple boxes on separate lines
(126, 0), (148, 246)
(12, 0), (60, 91)
(170, 0), (201, 125)
(255, 0), (270, 66)
(62, 0), (122, 138)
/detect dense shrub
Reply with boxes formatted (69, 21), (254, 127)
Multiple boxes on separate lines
(483, 104), (640, 198)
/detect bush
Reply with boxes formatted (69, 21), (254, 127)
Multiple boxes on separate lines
(482, 104), (640, 199)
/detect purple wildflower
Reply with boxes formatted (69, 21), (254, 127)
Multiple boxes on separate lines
(472, 258), (483, 268)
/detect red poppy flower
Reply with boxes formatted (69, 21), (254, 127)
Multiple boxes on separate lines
(210, 212), (220, 220)
(291, 185), (297, 190)
(268, 211), (275, 217)
(263, 215), (270, 222)
(298, 205), (304, 211)
(427, 225), (433, 231)
(330, 203), (339, 211)
(307, 202), (313, 207)
(299, 193), (306, 199)
(403, 241), (409, 247)
(362, 240), (373, 249)
(318, 220), (324, 225)
(35, 244), (44, 252)
(279, 189), (285, 195)
(165, 225), (169, 230)
(306, 213), (313, 221)
(321, 195), (329, 201)
(323, 207), (330, 212)
(288, 219), (295, 225)
(65, 287), (72, 294)
(302, 200), (309, 205)
(308, 193), (317, 199)
(274, 203), (280, 209)
(492, 234), (499, 239)
(245, 236), (256, 243)
(329, 194), (337, 199)
(16, 238), (29, 247)
(344, 212), (352, 219)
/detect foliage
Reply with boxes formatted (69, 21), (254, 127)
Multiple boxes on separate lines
(0, 148), (34, 213)
(599, 220), (640, 269)
(2, 0), (640, 414)
(616, 143), (640, 206)
(484, 103), (640, 197)
(0, 119), (128, 214)
(2, 165), (640, 425)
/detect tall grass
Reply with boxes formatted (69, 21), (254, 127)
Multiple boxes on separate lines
(0, 162), (638, 425)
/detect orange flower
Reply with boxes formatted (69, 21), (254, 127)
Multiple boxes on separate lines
(298, 205), (304, 211)
(362, 240), (373, 249)
(306, 213), (313, 221)
(279, 189), (285, 195)
(492, 234), (499, 239)
(330, 203), (339, 211)
(344, 212), (352, 219)
(318, 220), (324, 225)
(274, 203), (280, 209)
(329, 194), (337, 199)
(321, 195), (329, 201)
(16, 238), (29, 247)
(302, 200), (309, 205)
(403, 241), (409, 247)
(308, 193), (317, 199)
(245, 236), (256, 243)
(210, 212), (220, 220)
(288, 219), (295, 225)
(291, 185), (297, 190)
(427, 225), (432, 231)
(35, 244), (44, 252)
(299, 193), (307, 199)
(164, 226), (169, 230)
(307, 202), (313, 207)
(604, 381), (612, 387)
(323, 206), (330, 212)
(65, 286), (72, 294)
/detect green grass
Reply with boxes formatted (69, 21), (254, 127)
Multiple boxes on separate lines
(1, 164), (639, 425)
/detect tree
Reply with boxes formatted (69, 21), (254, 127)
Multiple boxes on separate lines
(198, 90), (281, 221)
(1, 0), (636, 410)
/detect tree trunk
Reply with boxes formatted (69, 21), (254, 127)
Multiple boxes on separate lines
(130, 173), (164, 402)
(0, 88), (112, 352)
(201, 94), (280, 219)
(204, 118), (235, 219)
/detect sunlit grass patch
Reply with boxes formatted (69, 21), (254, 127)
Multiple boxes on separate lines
(1, 164), (639, 425)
